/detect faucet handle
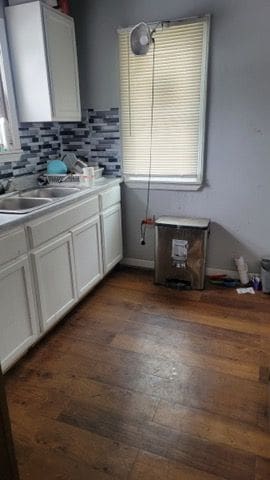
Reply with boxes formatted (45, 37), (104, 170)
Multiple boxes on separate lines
(0, 178), (13, 194)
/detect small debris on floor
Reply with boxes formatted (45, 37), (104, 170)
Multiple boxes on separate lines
(236, 287), (255, 295)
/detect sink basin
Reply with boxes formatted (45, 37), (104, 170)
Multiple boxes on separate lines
(0, 197), (52, 214)
(20, 187), (81, 198)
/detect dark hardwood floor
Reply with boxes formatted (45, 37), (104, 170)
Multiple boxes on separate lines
(5, 267), (270, 479)
(0, 366), (19, 480)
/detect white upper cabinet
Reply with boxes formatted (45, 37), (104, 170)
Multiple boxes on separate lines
(42, 5), (81, 120)
(5, 1), (81, 122)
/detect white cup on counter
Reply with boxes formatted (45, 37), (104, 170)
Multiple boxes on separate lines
(80, 167), (95, 187)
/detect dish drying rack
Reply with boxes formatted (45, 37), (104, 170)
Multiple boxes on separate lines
(45, 168), (104, 185)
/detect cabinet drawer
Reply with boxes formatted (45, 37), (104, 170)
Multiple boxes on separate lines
(0, 228), (27, 267)
(100, 185), (121, 211)
(27, 196), (99, 248)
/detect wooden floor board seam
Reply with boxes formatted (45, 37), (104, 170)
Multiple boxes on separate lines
(5, 267), (270, 480)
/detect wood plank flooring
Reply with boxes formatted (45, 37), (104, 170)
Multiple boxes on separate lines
(5, 267), (270, 479)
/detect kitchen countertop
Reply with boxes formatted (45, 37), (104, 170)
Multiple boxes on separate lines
(0, 177), (123, 233)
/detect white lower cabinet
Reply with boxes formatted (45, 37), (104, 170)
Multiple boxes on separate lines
(1, 183), (123, 371)
(32, 233), (77, 332)
(101, 203), (123, 274)
(0, 256), (37, 372)
(72, 216), (103, 299)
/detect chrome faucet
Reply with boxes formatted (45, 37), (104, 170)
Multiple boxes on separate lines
(0, 178), (13, 195)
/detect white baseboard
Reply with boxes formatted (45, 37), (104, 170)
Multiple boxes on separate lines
(121, 257), (254, 278)
(121, 257), (155, 269)
(206, 267), (239, 279)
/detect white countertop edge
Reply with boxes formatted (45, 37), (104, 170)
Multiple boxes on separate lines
(0, 177), (123, 233)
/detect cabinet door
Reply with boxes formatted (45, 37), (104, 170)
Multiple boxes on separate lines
(6, 1), (52, 122)
(0, 256), (37, 373)
(72, 216), (103, 299)
(101, 204), (123, 274)
(32, 234), (77, 332)
(42, 5), (81, 121)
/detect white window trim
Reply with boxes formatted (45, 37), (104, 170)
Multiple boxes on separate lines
(119, 15), (211, 191)
(0, 18), (22, 163)
(123, 176), (203, 191)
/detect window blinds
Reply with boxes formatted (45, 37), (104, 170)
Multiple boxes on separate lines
(118, 17), (209, 183)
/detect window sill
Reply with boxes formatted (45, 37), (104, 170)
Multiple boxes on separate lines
(0, 150), (22, 164)
(124, 177), (203, 191)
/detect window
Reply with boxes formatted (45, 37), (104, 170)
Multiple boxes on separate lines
(118, 16), (210, 189)
(0, 18), (21, 162)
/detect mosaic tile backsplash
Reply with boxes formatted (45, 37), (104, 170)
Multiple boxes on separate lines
(0, 108), (121, 181)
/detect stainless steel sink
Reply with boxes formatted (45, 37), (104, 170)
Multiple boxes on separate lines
(20, 186), (81, 198)
(0, 197), (52, 214)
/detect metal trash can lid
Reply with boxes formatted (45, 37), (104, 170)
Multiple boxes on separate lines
(155, 216), (210, 229)
(261, 258), (270, 271)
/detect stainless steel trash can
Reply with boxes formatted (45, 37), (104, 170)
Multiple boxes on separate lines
(155, 216), (210, 290)
(261, 258), (270, 293)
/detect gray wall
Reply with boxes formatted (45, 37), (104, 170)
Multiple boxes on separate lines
(71, 0), (270, 272)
